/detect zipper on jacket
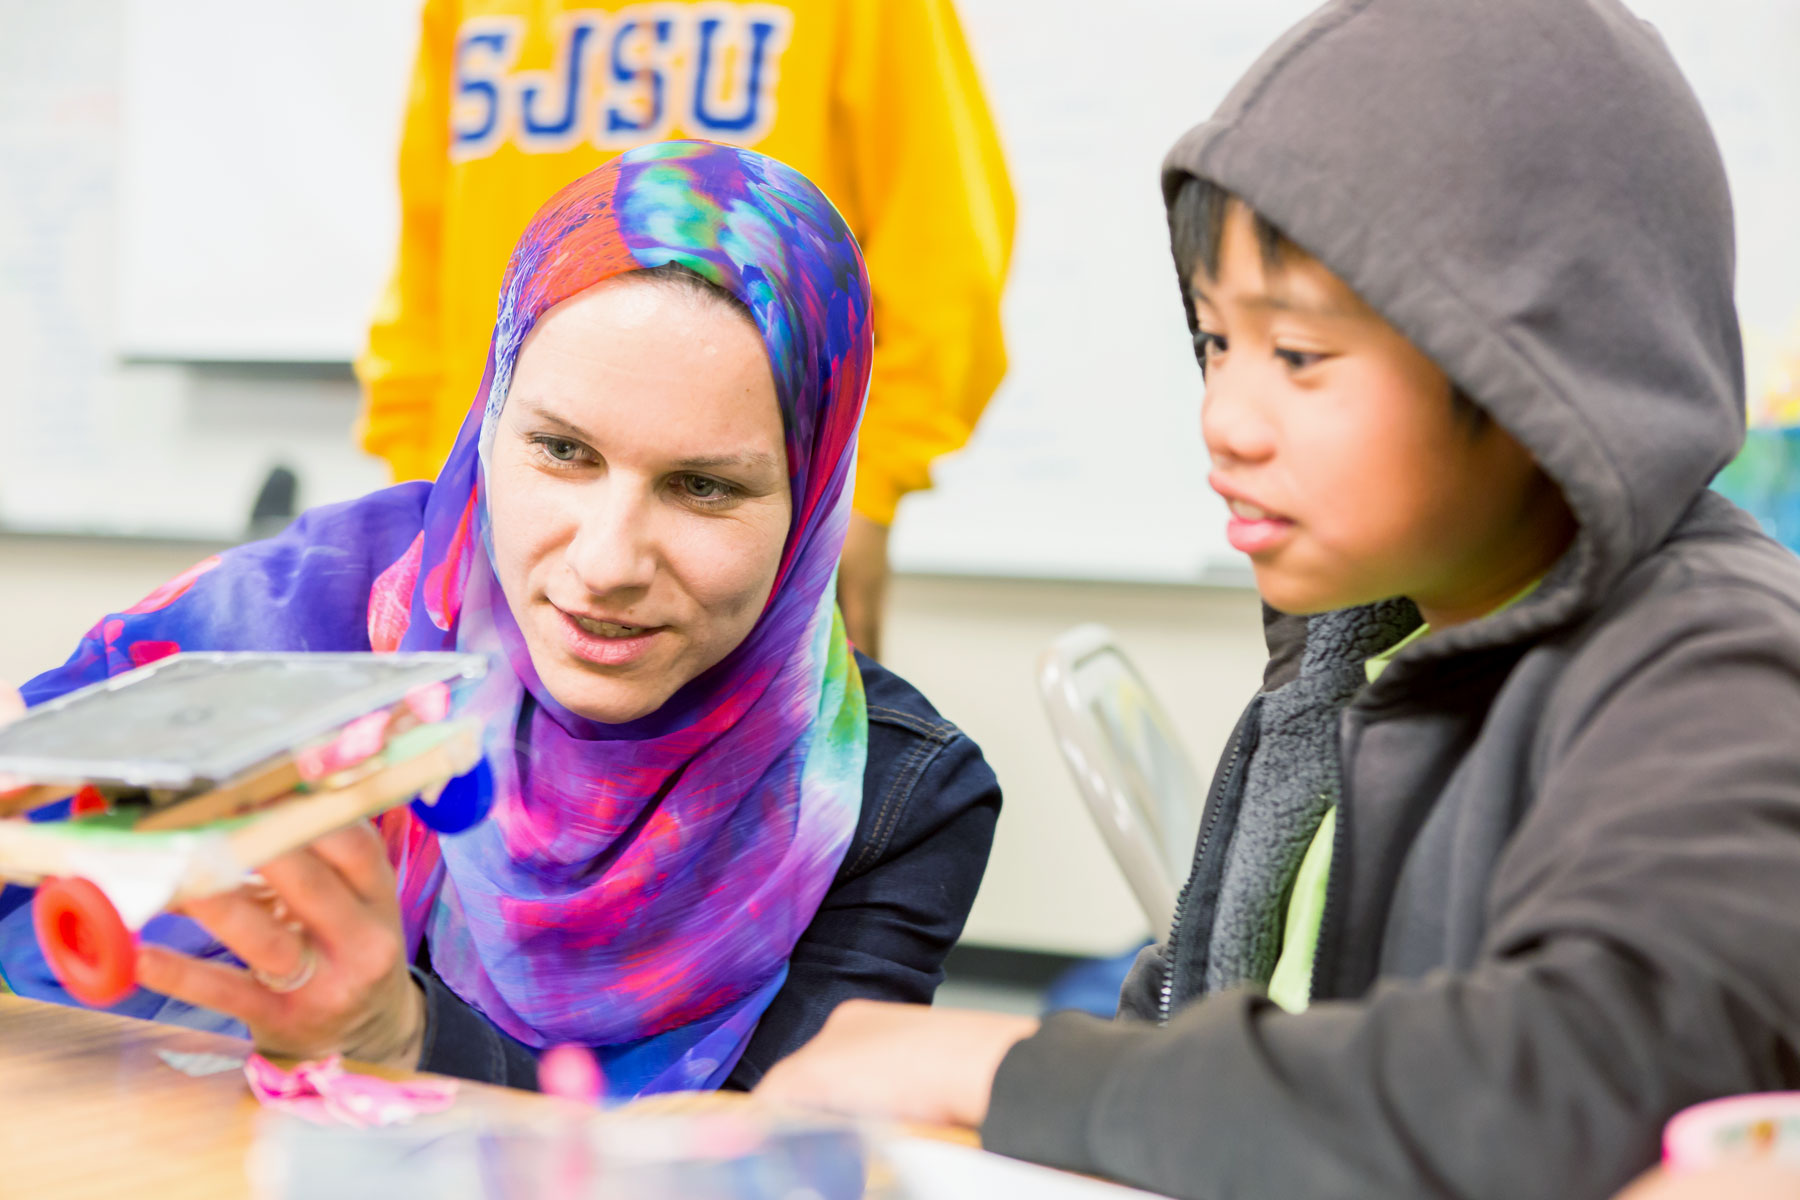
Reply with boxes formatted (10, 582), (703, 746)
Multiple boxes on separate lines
(1307, 711), (1358, 1005)
(1160, 722), (1247, 1026)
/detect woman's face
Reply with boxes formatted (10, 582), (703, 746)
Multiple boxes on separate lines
(487, 275), (791, 724)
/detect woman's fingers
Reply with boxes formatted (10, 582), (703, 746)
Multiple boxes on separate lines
(136, 943), (279, 1030)
(304, 822), (398, 909)
(255, 842), (387, 965)
(178, 884), (314, 987)
(137, 825), (421, 1068)
(178, 829), (398, 988)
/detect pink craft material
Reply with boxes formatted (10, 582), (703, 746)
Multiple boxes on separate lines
(405, 681), (453, 724)
(294, 710), (394, 783)
(537, 1043), (605, 1200)
(1663, 1092), (1800, 1172)
(244, 1052), (457, 1128)
(539, 1042), (605, 1105)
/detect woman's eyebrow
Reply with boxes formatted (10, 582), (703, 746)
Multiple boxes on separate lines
(512, 399), (593, 440)
(674, 452), (782, 473)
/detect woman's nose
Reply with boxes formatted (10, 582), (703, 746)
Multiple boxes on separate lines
(1200, 370), (1276, 468)
(563, 482), (658, 598)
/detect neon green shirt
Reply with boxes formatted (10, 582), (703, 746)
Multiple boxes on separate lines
(1264, 622), (1429, 1012)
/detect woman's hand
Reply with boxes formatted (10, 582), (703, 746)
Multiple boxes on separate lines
(136, 822), (426, 1070)
(755, 999), (1038, 1128)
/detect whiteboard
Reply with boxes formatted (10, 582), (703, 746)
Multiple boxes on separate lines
(115, 0), (418, 361)
(109, 0), (1800, 580)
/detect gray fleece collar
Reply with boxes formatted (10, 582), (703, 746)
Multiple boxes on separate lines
(1204, 599), (1418, 995)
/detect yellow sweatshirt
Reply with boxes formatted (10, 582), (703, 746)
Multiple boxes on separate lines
(357, 0), (1015, 524)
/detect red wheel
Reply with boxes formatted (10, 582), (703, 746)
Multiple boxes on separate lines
(33, 877), (137, 1007)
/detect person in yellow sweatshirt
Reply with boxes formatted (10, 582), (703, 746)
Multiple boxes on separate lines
(356, 0), (1015, 658)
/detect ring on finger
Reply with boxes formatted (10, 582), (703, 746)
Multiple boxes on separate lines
(251, 938), (318, 994)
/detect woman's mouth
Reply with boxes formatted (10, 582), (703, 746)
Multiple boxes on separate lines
(556, 608), (665, 667)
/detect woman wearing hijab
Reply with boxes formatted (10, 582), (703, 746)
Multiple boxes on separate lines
(0, 141), (1000, 1097)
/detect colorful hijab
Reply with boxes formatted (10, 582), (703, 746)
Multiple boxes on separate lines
(3, 141), (873, 1095)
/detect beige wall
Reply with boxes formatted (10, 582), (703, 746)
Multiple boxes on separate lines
(0, 536), (1269, 956)
(2, 536), (227, 689)
(883, 575), (1267, 954)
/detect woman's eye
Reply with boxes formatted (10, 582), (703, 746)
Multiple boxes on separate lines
(1275, 347), (1326, 371)
(533, 436), (585, 463)
(676, 474), (737, 504)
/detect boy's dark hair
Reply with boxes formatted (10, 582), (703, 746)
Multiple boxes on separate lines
(1169, 174), (1291, 285)
(1167, 174), (1487, 432)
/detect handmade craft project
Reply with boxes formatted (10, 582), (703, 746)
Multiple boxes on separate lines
(1663, 1092), (1800, 1172)
(0, 651), (490, 1007)
(245, 1052), (459, 1128)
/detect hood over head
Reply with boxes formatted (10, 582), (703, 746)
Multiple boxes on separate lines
(1164, 0), (1744, 661)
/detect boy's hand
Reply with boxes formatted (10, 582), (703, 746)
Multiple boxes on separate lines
(136, 822), (426, 1070)
(1612, 1163), (1800, 1199)
(755, 999), (1038, 1128)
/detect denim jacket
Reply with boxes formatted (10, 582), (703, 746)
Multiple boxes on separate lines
(416, 650), (1001, 1090)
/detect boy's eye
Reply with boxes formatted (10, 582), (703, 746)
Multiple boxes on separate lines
(1275, 347), (1327, 371)
(1194, 331), (1228, 377)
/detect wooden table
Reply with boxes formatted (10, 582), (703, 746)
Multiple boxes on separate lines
(0, 994), (981, 1199)
(12, 993), (957, 1199)
(0, 994), (570, 1198)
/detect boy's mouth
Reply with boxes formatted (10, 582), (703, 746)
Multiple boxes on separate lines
(1226, 498), (1279, 522)
(1212, 477), (1296, 555)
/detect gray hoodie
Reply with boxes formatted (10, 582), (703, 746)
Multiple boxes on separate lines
(982, 2), (1800, 1197)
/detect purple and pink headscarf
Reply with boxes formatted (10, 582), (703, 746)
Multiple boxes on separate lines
(0, 141), (874, 1095)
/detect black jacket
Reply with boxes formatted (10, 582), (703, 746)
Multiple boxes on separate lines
(416, 651), (1000, 1091)
(983, 2), (1800, 1197)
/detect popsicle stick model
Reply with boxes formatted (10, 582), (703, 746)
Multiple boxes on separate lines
(0, 652), (491, 1007)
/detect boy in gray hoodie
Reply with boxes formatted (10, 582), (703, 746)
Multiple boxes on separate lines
(756, 1), (1800, 1196)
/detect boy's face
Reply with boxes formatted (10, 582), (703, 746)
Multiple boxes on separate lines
(1195, 202), (1571, 625)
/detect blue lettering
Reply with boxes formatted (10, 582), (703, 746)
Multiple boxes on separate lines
(520, 18), (599, 141)
(604, 15), (676, 139)
(690, 10), (788, 136)
(451, 21), (521, 159)
(451, 4), (793, 157)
